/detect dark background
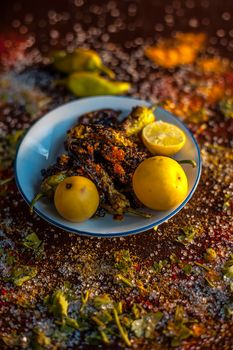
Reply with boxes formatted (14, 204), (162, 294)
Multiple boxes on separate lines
(0, 0), (232, 57)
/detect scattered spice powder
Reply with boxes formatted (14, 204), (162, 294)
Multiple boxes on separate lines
(0, 2), (233, 349)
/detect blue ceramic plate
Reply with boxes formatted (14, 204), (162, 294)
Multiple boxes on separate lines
(15, 96), (201, 237)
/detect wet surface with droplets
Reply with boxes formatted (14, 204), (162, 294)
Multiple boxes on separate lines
(0, 0), (233, 349)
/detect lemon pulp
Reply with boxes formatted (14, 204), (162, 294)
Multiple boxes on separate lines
(142, 121), (186, 156)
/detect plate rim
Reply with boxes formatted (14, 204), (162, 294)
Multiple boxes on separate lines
(14, 96), (202, 237)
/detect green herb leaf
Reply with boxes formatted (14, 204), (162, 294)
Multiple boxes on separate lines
(23, 232), (42, 250)
(170, 253), (179, 264)
(114, 250), (132, 273)
(81, 290), (90, 305)
(93, 294), (113, 309)
(65, 316), (79, 329)
(45, 290), (79, 330)
(219, 97), (233, 119)
(46, 290), (68, 318)
(176, 225), (197, 245)
(223, 265), (233, 279)
(132, 303), (142, 319)
(131, 312), (163, 339)
(175, 305), (184, 323)
(153, 259), (168, 273)
(164, 306), (193, 347)
(183, 264), (192, 275)
(223, 253), (233, 279)
(1, 333), (21, 347)
(131, 319), (144, 337)
(12, 265), (37, 286)
(31, 328), (51, 350)
(170, 324), (192, 347)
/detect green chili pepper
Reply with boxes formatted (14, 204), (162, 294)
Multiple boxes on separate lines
(30, 172), (67, 213)
(51, 48), (115, 78)
(58, 72), (131, 97)
(122, 105), (156, 136)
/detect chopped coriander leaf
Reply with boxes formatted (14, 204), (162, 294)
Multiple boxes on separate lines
(223, 253), (233, 279)
(170, 253), (179, 264)
(46, 290), (68, 318)
(11, 265), (37, 287)
(175, 225), (198, 245)
(23, 232), (42, 250)
(93, 294), (113, 309)
(131, 311), (163, 339)
(219, 97), (233, 119)
(45, 290), (79, 329)
(153, 259), (168, 272)
(114, 250), (132, 273)
(31, 328), (51, 350)
(183, 264), (192, 274)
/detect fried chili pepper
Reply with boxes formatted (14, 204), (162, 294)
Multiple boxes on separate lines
(66, 123), (148, 186)
(66, 124), (150, 217)
(58, 72), (131, 97)
(32, 106), (155, 219)
(30, 172), (67, 213)
(72, 158), (151, 218)
(121, 105), (156, 136)
(67, 123), (134, 148)
(51, 48), (115, 78)
(81, 159), (130, 216)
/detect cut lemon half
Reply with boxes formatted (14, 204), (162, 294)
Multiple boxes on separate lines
(142, 121), (186, 156)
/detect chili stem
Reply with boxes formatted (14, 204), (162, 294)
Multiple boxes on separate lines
(194, 262), (211, 271)
(127, 207), (152, 218)
(91, 315), (106, 329)
(113, 308), (131, 347)
(100, 330), (110, 344)
(0, 176), (14, 186)
(100, 64), (115, 79)
(178, 160), (197, 168)
(115, 274), (133, 287)
(150, 104), (158, 111)
(204, 276), (215, 287)
(30, 193), (44, 214)
(81, 290), (90, 305)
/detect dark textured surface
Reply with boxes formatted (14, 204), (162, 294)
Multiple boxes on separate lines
(0, 1), (233, 349)
(0, 0), (233, 56)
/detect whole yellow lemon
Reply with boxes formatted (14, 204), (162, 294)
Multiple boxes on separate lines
(132, 156), (188, 211)
(54, 176), (99, 222)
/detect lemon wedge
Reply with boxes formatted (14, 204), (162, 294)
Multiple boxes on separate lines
(142, 121), (186, 156)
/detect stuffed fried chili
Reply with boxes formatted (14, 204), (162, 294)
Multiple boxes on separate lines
(31, 106), (155, 219)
